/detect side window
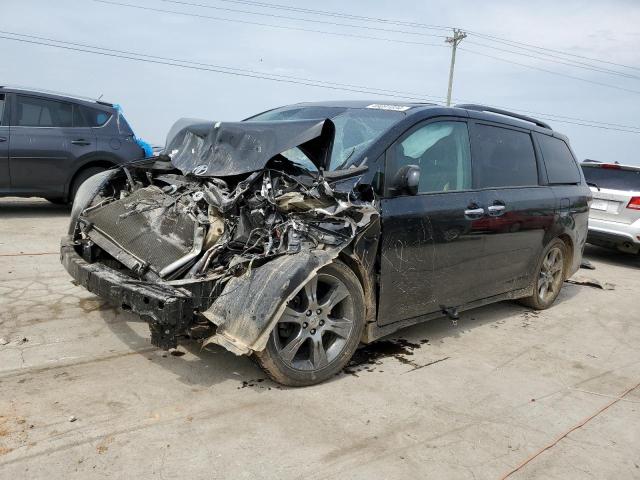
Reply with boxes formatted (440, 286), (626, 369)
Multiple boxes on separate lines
(473, 124), (538, 188)
(386, 121), (472, 195)
(74, 105), (111, 128)
(537, 134), (581, 184)
(15, 96), (72, 127)
(0, 94), (5, 125)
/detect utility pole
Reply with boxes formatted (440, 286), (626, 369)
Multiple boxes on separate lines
(445, 28), (467, 107)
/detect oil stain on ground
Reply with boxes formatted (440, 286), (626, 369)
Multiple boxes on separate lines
(342, 338), (430, 376)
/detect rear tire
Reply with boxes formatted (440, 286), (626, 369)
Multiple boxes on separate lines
(254, 261), (365, 387)
(70, 167), (107, 202)
(519, 238), (567, 310)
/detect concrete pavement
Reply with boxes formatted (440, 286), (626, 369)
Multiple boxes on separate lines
(1, 197), (639, 479)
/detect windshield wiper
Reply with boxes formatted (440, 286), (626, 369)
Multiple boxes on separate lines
(334, 146), (357, 171)
(586, 181), (600, 191)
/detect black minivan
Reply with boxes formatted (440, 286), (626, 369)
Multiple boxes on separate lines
(61, 101), (591, 385)
(0, 87), (148, 203)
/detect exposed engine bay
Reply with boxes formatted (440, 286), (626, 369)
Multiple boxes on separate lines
(63, 118), (380, 356)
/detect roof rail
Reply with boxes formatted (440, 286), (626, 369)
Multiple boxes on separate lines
(455, 104), (552, 130)
(0, 85), (113, 107)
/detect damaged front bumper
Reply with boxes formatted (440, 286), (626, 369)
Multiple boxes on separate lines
(61, 235), (213, 349)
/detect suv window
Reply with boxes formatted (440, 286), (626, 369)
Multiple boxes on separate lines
(538, 134), (580, 184)
(473, 124), (538, 188)
(582, 166), (640, 191)
(387, 121), (472, 195)
(15, 95), (73, 127)
(74, 105), (111, 127)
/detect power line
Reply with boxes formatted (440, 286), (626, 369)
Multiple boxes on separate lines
(0, 30), (446, 100)
(499, 108), (640, 131)
(460, 47), (640, 95)
(201, 0), (452, 31)
(157, 0), (444, 38)
(466, 30), (640, 72)
(95, 0), (639, 96)
(466, 40), (640, 80)
(0, 32), (443, 101)
(202, 0), (640, 72)
(2, 30), (639, 135)
(149, 0), (638, 79)
(93, 0), (447, 48)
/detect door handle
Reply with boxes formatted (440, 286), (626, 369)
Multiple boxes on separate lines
(464, 207), (485, 219)
(0, 137), (6, 142)
(71, 139), (91, 146)
(488, 205), (506, 216)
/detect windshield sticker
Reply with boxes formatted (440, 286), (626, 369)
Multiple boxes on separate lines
(366, 104), (411, 112)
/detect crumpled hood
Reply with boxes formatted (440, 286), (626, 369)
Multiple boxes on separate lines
(165, 118), (335, 177)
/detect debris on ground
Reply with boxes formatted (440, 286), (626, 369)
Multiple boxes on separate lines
(69, 416), (77, 423)
(566, 275), (615, 290)
(402, 356), (450, 374)
(580, 258), (596, 270)
(0, 338), (8, 346)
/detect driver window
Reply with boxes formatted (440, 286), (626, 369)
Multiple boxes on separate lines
(387, 121), (472, 195)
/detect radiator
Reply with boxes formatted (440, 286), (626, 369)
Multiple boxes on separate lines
(83, 186), (196, 273)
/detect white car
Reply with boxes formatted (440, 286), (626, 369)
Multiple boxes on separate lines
(582, 162), (640, 254)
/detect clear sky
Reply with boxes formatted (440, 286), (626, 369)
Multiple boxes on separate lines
(3, 0), (639, 164)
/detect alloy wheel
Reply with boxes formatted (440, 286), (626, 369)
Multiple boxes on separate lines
(538, 246), (564, 303)
(272, 272), (355, 371)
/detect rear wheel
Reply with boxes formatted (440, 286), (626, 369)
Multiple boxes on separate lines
(70, 166), (107, 203)
(519, 238), (566, 310)
(254, 261), (365, 387)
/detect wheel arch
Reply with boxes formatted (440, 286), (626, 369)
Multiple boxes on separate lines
(557, 233), (574, 279)
(65, 155), (120, 199)
(338, 251), (377, 331)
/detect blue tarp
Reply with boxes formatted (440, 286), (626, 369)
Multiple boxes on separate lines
(114, 103), (153, 158)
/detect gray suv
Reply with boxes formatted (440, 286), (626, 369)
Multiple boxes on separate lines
(0, 87), (148, 203)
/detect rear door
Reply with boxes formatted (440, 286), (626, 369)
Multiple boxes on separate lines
(9, 94), (94, 197)
(469, 122), (555, 297)
(0, 93), (9, 190)
(581, 164), (640, 225)
(378, 118), (487, 325)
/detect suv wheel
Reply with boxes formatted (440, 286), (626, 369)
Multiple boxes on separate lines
(519, 238), (566, 310)
(70, 166), (107, 203)
(254, 261), (365, 387)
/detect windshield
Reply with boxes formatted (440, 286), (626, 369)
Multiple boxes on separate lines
(248, 106), (405, 170)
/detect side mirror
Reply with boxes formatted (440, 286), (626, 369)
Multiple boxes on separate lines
(394, 164), (420, 195)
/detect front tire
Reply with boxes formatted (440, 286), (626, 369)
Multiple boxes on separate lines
(70, 166), (107, 203)
(519, 238), (566, 310)
(254, 261), (365, 387)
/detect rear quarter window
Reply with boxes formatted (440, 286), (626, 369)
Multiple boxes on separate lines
(472, 124), (539, 188)
(74, 105), (112, 127)
(582, 166), (640, 191)
(537, 134), (581, 184)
